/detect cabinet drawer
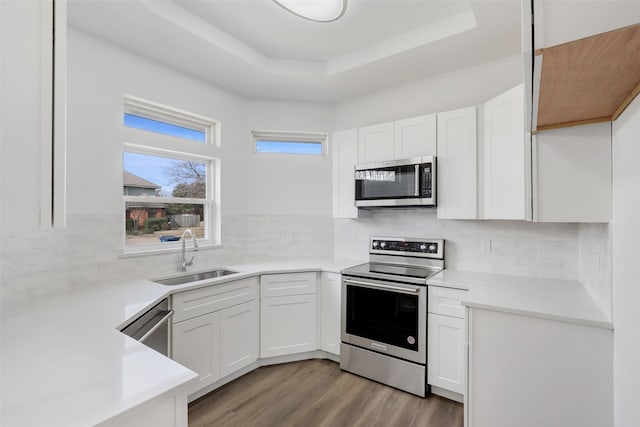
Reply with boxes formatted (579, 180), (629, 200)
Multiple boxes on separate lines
(172, 277), (258, 323)
(428, 286), (466, 318)
(260, 272), (317, 298)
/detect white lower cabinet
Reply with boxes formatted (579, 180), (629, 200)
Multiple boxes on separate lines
(427, 313), (465, 394)
(260, 293), (317, 358)
(427, 286), (466, 398)
(171, 278), (259, 396)
(319, 272), (341, 355)
(172, 311), (221, 394)
(260, 272), (318, 358)
(219, 300), (259, 378)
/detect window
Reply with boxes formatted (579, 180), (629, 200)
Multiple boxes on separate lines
(252, 130), (327, 156)
(123, 96), (220, 252)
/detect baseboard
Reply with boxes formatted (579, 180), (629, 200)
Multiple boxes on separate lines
(430, 385), (464, 403)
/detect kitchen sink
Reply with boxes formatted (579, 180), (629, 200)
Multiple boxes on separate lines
(153, 269), (239, 286)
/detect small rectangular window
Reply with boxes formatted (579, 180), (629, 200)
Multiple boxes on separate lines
(124, 95), (218, 146)
(252, 130), (327, 156)
(124, 113), (206, 142)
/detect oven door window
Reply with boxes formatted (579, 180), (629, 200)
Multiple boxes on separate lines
(346, 285), (419, 351)
(355, 165), (418, 200)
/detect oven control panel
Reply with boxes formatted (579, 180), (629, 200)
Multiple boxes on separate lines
(370, 237), (444, 259)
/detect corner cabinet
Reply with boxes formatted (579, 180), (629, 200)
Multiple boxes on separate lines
(436, 107), (478, 219)
(260, 272), (318, 358)
(171, 277), (259, 395)
(427, 286), (466, 400)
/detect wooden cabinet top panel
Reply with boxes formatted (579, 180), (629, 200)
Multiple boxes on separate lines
(536, 23), (640, 131)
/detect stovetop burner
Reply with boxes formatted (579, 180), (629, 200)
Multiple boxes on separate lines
(343, 262), (441, 283)
(342, 236), (445, 285)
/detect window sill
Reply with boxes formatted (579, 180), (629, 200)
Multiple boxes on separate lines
(119, 242), (222, 259)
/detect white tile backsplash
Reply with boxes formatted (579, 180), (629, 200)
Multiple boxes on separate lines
(335, 209), (581, 280)
(2, 209), (612, 317)
(1, 213), (334, 308)
(579, 223), (612, 320)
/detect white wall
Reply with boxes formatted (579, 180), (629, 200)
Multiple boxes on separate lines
(240, 99), (334, 215)
(0, 27), (335, 308)
(537, 0), (640, 48)
(334, 54), (523, 130)
(612, 95), (640, 427)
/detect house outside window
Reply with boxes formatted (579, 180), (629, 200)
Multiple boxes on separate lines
(122, 96), (220, 253)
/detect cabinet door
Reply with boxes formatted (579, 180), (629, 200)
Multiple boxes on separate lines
(332, 129), (359, 219)
(394, 114), (437, 159)
(533, 122), (611, 222)
(358, 122), (395, 163)
(219, 300), (258, 378)
(483, 84), (528, 220)
(320, 272), (341, 355)
(172, 312), (220, 393)
(260, 294), (317, 358)
(427, 313), (465, 395)
(436, 107), (478, 219)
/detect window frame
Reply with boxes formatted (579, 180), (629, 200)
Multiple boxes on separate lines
(251, 130), (328, 156)
(121, 96), (221, 256)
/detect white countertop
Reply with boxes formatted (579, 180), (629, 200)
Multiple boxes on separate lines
(0, 258), (362, 427)
(427, 270), (612, 329)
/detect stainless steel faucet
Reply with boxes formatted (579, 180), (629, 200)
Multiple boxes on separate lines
(179, 229), (199, 272)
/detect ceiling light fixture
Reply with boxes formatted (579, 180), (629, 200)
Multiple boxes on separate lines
(273, 0), (347, 23)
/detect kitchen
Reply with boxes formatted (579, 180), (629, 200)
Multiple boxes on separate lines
(1, 0), (639, 426)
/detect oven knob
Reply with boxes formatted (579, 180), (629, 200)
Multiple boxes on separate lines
(419, 244), (427, 251)
(380, 242), (386, 248)
(372, 241), (379, 248)
(429, 244), (436, 252)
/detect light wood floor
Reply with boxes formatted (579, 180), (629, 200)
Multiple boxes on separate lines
(188, 359), (464, 427)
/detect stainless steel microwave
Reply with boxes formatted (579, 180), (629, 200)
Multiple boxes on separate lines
(354, 156), (436, 207)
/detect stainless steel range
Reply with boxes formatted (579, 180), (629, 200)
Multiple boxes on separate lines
(340, 236), (445, 397)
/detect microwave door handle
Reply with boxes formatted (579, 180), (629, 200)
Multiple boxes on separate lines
(414, 164), (420, 197)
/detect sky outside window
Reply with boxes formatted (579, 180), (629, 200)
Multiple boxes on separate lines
(255, 140), (323, 155)
(124, 113), (206, 142)
(123, 152), (205, 197)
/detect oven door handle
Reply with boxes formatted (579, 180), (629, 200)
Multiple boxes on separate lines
(344, 279), (421, 294)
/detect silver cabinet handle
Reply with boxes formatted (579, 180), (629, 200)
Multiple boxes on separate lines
(344, 279), (420, 294)
(139, 310), (174, 343)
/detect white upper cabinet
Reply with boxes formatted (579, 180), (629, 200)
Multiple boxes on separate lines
(482, 84), (530, 220)
(394, 114), (437, 159)
(436, 106), (478, 219)
(533, 122), (612, 222)
(332, 129), (359, 219)
(357, 122), (395, 163)
(357, 116), (437, 164)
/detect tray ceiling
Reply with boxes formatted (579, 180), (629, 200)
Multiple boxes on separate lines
(68, 0), (523, 102)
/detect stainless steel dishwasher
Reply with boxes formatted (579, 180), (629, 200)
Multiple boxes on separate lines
(121, 298), (172, 356)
